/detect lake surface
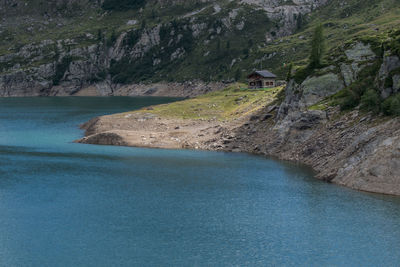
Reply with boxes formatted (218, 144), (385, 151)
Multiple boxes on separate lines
(0, 97), (399, 266)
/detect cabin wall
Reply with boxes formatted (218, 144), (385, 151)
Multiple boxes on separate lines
(248, 77), (275, 88)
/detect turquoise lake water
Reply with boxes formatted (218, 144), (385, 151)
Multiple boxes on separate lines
(0, 97), (399, 266)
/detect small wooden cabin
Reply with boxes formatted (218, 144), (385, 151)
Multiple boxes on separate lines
(247, 70), (277, 89)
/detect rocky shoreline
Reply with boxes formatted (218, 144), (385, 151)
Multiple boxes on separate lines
(77, 103), (400, 196)
(0, 80), (227, 98)
(77, 40), (400, 196)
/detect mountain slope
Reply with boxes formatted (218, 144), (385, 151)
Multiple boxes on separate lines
(0, 0), (399, 96)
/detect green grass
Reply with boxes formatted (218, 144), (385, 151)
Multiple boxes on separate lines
(260, 0), (400, 76)
(1, 0), (400, 83)
(129, 83), (282, 121)
(308, 102), (329, 111)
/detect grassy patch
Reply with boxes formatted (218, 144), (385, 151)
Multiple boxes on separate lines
(1, 0), (400, 84)
(132, 83), (282, 120)
(308, 102), (328, 111)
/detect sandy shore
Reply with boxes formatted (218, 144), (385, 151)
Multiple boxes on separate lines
(76, 111), (246, 150)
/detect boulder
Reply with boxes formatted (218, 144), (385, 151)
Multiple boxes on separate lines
(344, 42), (376, 62)
(379, 56), (400, 80)
(393, 74), (400, 94)
(300, 73), (344, 106)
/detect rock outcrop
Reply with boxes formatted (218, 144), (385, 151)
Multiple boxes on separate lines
(223, 42), (400, 195)
(0, 0), (329, 96)
(77, 40), (400, 195)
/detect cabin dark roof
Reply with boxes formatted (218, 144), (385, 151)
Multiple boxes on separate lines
(248, 70), (277, 78)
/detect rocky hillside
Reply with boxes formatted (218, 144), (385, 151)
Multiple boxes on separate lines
(226, 32), (400, 195)
(1, 0), (399, 96)
(77, 31), (400, 195)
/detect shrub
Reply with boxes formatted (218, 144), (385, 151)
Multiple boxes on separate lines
(125, 30), (141, 47)
(339, 62), (382, 111)
(340, 88), (359, 110)
(293, 66), (313, 84)
(102, 0), (146, 11)
(360, 88), (380, 113)
(382, 94), (400, 116)
(286, 63), (293, 81)
(309, 24), (325, 69)
(53, 56), (72, 85)
(234, 69), (241, 82)
(384, 76), (393, 88)
(107, 30), (118, 47)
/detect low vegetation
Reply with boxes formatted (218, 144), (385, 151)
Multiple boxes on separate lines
(134, 83), (282, 121)
(382, 93), (400, 116)
(292, 24), (326, 84)
(2, 0), (400, 82)
(102, 0), (146, 11)
(299, 25), (400, 117)
(53, 56), (73, 85)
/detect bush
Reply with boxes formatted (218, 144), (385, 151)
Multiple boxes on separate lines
(107, 30), (118, 47)
(293, 66), (313, 84)
(234, 69), (241, 82)
(286, 63), (293, 81)
(384, 76), (393, 88)
(309, 24), (325, 68)
(360, 88), (380, 113)
(125, 30), (141, 47)
(102, 0), (146, 11)
(340, 89), (359, 110)
(339, 62), (382, 112)
(382, 94), (400, 116)
(53, 56), (72, 85)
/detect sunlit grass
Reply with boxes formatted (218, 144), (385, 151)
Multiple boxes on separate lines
(126, 83), (282, 121)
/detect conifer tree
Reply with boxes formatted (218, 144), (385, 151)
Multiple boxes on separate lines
(286, 63), (293, 81)
(235, 69), (241, 81)
(309, 24), (325, 68)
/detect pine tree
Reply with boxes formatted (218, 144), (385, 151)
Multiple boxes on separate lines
(309, 24), (325, 68)
(296, 13), (304, 31)
(286, 63), (293, 81)
(235, 69), (241, 81)
(108, 29), (117, 47)
(141, 19), (146, 30)
(97, 29), (103, 41)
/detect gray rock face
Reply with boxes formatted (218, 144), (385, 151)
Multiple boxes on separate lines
(378, 55), (400, 98)
(77, 131), (129, 147)
(393, 74), (400, 93)
(246, 42), (400, 195)
(0, 69), (52, 96)
(344, 42), (376, 62)
(340, 63), (355, 87)
(379, 55), (400, 80)
(231, 84), (400, 195)
(339, 42), (377, 88)
(300, 73), (344, 106)
(241, 0), (328, 38)
(276, 79), (304, 120)
(340, 63), (361, 87)
(332, 120), (400, 195)
(276, 73), (343, 125)
(0, 0), (330, 97)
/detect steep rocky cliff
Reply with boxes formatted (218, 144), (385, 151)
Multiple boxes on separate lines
(1, 0), (399, 96)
